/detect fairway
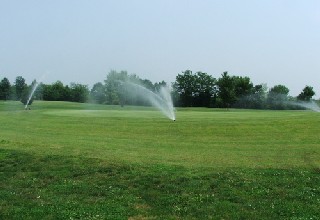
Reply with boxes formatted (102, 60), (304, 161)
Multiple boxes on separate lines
(1, 101), (320, 219)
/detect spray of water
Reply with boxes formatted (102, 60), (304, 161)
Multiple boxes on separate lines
(25, 75), (45, 109)
(122, 81), (176, 121)
(289, 101), (320, 112)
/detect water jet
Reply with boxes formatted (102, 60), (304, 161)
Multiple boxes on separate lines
(24, 75), (45, 110)
(121, 81), (176, 121)
(289, 101), (320, 112)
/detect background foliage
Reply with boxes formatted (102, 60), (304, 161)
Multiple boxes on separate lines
(0, 70), (317, 109)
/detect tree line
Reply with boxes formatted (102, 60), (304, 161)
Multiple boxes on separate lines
(173, 70), (316, 109)
(0, 70), (317, 110)
(0, 76), (89, 105)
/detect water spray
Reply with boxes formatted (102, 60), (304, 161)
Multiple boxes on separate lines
(121, 81), (176, 121)
(25, 74), (46, 110)
(289, 101), (320, 112)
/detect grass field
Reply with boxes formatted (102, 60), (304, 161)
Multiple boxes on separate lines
(1, 101), (320, 219)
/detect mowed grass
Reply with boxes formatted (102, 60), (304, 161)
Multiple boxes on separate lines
(0, 101), (320, 219)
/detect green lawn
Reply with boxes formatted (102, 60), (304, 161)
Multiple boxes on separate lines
(1, 101), (320, 219)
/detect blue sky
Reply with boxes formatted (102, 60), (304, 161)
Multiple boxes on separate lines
(1, 0), (320, 97)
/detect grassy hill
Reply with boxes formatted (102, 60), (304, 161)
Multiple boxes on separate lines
(1, 101), (319, 219)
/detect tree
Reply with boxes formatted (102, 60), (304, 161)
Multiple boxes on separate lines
(267, 84), (290, 109)
(232, 76), (255, 109)
(104, 70), (128, 105)
(21, 80), (43, 106)
(104, 70), (163, 106)
(269, 85), (290, 95)
(0, 77), (11, 100)
(194, 72), (216, 107)
(70, 83), (89, 103)
(154, 81), (167, 92)
(20, 86), (33, 106)
(140, 79), (154, 91)
(52, 81), (71, 101)
(28, 80), (43, 100)
(42, 81), (71, 101)
(250, 84), (267, 109)
(33, 82), (44, 100)
(297, 86), (315, 101)
(42, 84), (53, 101)
(216, 72), (236, 108)
(90, 82), (106, 104)
(15, 76), (27, 100)
(233, 76), (254, 98)
(172, 70), (196, 107)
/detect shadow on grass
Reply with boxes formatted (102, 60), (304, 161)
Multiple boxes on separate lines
(0, 148), (319, 219)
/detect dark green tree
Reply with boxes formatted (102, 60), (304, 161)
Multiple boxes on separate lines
(251, 84), (267, 109)
(194, 71), (216, 107)
(20, 80), (42, 106)
(239, 84), (267, 109)
(42, 81), (71, 101)
(15, 76), (27, 100)
(154, 81), (167, 92)
(70, 83), (89, 103)
(104, 70), (128, 105)
(232, 76), (255, 108)
(172, 70), (196, 107)
(20, 87), (33, 106)
(34, 82), (44, 100)
(216, 72), (236, 108)
(297, 86), (315, 101)
(172, 70), (216, 107)
(9, 85), (16, 100)
(90, 82), (106, 104)
(267, 84), (290, 109)
(29, 80), (42, 100)
(42, 84), (53, 101)
(233, 76), (254, 98)
(140, 79), (154, 91)
(269, 85), (290, 95)
(0, 77), (11, 100)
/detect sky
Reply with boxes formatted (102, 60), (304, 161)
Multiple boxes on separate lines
(1, 0), (320, 97)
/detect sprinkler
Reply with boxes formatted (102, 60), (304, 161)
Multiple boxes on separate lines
(121, 81), (175, 121)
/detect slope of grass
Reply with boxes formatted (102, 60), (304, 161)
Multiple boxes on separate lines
(1, 101), (320, 219)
